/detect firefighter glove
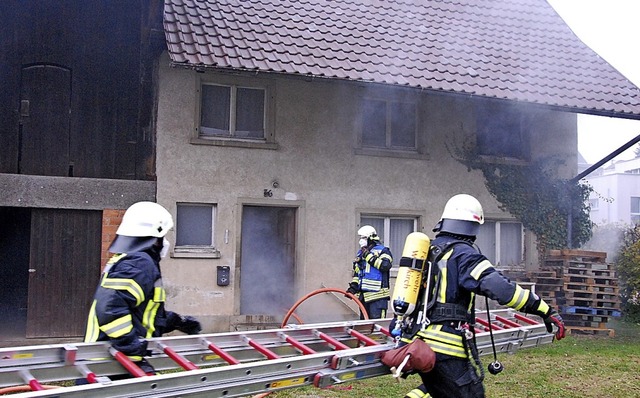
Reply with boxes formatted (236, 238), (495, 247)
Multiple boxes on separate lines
(111, 334), (149, 358)
(177, 315), (202, 335)
(543, 309), (566, 340)
(135, 358), (156, 375)
(346, 283), (359, 296)
(360, 246), (370, 258)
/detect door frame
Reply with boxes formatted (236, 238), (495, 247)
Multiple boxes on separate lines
(234, 198), (305, 316)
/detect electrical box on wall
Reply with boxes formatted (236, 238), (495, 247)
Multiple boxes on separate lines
(217, 265), (230, 286)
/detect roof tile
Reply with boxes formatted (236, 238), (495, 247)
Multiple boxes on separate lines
(164, 0), (640, 118)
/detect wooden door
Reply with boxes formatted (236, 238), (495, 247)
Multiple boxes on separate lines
(26, 209), (102, 337)
(19, 64), (71, 176)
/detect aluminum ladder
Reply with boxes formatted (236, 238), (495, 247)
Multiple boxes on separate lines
(0, 309), (553, 397)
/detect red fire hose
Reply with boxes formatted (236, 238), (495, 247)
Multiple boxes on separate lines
(280, 287), (369, 328)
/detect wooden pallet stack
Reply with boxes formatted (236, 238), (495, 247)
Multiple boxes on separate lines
(500, 249), (621, 336)
(543, 249), (620, 337)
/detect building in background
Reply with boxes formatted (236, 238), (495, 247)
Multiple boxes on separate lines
(585, 157), (640, 225)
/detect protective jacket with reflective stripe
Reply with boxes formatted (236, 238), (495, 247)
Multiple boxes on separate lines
(351, 242), (393, 302)
(403, 234), (552, 358)
(84, 250), (178, 359)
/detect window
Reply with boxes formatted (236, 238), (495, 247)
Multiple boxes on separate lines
(361, 98), (417, 151)
(589, 198), (599, 211)
(200, 84), (265, 139)
(360, 215), (419, 267)
(476, 102), (530, 160)
(631, 197), (640, 224)
(476, 220), (523, 267)
(173, 203), (220, 258)
(194, 76), (276, 149)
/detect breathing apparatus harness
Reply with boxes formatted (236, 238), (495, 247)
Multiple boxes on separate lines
(409, 237), (503, 377)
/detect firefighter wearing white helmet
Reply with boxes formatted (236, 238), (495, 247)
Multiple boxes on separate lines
(346, 225), (393, 319)
(396, 194), (565, 398)
(83, 202), (201, 377)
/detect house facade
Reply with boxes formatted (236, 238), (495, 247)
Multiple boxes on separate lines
(155, 54), (578, 331)
(2, 0), (640, 340)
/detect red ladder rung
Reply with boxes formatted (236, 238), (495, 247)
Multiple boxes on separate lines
(475, 317), (504, 330)
(158, 342), (199, 371)
(495, 315), (522, 328)
(19, 370), (44, 391)
(109, 348), (148, 377)
(347, 328), (379, 346)
(243, 336), (280, 360)
(77, 364), (99, 384)
(315, 331), (350, 351)
(514, 313), (539, 325)
(203, 339), (240, 365)
(279, 332), (316, 355)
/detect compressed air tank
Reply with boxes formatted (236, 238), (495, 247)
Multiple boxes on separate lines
(391, 232), (431, 316)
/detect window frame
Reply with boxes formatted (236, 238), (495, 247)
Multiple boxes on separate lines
(476, 219), (524, 267)
(172, 202), (221, 259)
(630, 197), (640, 224)
(355, 86), (427, 160)
(475, 101), (531, 162)
(358, 211), (422, 269)
(192, 74), (277, 150)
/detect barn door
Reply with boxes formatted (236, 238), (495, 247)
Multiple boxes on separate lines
(240, 206), (296, 316)
(26, 209), (102, 338)
(19, 64), (71, 176)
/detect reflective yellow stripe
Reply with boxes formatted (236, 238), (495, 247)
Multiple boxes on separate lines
(361, 279), (382, 291)
(143, 300), (160, 338)
(84, 300), (99, 342)
(154, 287), (165, 302)
(406, 388), (428, 398)
(437, 251), (453, 303)
(102, 278), (145, 306)
(417, 325), (467, 358)
(363, 288), (390, 302)
(470, 260), (493, 280)
(536, 299), (550, 315)
(507, 284), (530, 310)
(100, 314), (134, 338)
(372, 253), (392, 269)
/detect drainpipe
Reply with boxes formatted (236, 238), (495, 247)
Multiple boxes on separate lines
(567, 133), (640, 247)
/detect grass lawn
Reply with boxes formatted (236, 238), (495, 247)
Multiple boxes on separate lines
(267, 319), (640, 398)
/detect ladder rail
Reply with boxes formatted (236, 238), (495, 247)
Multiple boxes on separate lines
(0, 310), (553, 397)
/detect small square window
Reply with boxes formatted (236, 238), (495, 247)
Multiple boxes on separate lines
(173, 203), (220, 258)
(476, 103), (530, 160)
(361, 99), (416, 150)
(476, 220), (523, 267)
(200, 84), (265, 139)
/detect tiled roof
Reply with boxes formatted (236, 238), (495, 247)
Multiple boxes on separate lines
(164, 0), (640, 119)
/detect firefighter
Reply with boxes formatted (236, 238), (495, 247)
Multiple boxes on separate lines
(346, 225), (393, 319)
(398, 194), (565, 398)
(83, 201), (202, 375)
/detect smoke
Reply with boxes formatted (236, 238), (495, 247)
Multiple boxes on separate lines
(579, 222), (626, 263)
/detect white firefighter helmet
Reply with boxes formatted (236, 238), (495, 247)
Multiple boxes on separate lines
(357, 225), (377, 239)
(434, 194), (484, 236)
(109, 201), (174, 253)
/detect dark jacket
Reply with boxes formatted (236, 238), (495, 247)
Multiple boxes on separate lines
(84, 250), (180, 359)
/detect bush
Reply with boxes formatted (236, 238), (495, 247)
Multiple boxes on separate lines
(615, 224), (640, 322)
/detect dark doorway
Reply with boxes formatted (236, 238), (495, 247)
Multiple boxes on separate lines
(19, 64), (72, 176)
(0, 208), (31, 340)
(240, 206), (296, 316)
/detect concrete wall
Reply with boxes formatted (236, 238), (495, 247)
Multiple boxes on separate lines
(155, 54), (578, 332)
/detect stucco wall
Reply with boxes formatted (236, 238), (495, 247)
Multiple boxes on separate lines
(155, 54), (577, 332)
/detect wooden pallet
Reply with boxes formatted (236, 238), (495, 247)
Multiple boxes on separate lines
(566, 326), (615, 337)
